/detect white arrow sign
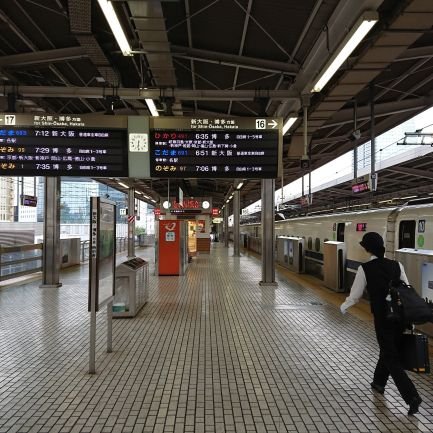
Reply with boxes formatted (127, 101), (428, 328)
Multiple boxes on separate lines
(267, 119), (277, 129)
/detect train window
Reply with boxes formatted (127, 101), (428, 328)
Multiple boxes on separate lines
(337, 223), (345, 242)
(307, 237), (312, 249)
(315, 238), (320, 252)
(399, 220), (416, 248)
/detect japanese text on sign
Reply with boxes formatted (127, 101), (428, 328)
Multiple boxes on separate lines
(150, 130), (279, 178)
(0, 127), (128, 176)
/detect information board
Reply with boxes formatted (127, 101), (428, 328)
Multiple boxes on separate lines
(149, 117), (282, 178)
(0, 113), (128, 177)
(89, 197), (116, 312)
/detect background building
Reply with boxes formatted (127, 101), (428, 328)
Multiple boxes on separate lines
(0, 177), (14, 222)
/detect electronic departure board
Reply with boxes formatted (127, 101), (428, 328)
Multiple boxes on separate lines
(149, 117), (282, 178)
(0, 114), (128, 177)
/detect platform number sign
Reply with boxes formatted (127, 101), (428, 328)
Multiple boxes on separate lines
(418, 219), (426, 233)
(256, 119), (266, 129)
(5, 114), (16, 125)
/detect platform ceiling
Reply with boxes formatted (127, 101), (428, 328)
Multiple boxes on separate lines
(1, 0), (433, 212)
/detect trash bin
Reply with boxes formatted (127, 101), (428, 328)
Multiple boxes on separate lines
(113, 257), (149, 318)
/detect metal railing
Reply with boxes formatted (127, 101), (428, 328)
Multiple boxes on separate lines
(0, 236), (153, 282)
(0, 243), (43, 282)
(81, 240), (90, 262)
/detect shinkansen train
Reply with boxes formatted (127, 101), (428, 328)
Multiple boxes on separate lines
(240, 202), (433, 290)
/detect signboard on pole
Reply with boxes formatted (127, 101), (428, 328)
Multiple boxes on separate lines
(21, 194), (37, 207)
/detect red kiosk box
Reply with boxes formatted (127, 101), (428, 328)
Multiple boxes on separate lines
(157, 220), (187, 275)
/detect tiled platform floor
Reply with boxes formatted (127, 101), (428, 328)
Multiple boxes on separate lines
(0, 243), (432, 433)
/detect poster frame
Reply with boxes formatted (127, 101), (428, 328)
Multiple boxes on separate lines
(88, 197), (116, 312)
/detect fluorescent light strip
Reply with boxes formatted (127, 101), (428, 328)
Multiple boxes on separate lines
(282, 117), (298, 135)
(117, 181), (129, 189)
(97, 0), (132, 56)
(145, 98), (159, 117)
(311, 11), (378, 93)
(236, 182), (244, 190)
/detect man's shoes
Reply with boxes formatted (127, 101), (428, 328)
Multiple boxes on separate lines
(371, 382), (385, 394)
(408, 396), (422, 415)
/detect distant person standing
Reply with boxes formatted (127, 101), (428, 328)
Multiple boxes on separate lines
(340, 232), (422, 415)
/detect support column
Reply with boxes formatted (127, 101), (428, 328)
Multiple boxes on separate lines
(370, 84), (377, 193)
(127, 187), (135, 258)
(233, 190), (240, 257)
(40, 177), (62, 288)
(260, 179), (277, 286)
(353, 99), (358, 180)
(224, 205), (229, 248)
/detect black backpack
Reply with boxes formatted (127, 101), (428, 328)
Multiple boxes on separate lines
(386, 278), (433, 325)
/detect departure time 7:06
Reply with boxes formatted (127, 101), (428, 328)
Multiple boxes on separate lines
(196, 165), (209, 171)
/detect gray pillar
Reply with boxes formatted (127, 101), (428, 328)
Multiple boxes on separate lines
(353, 99), (358, 179)
(260, 179), (277, 286)
(40, 177), (62, 288)
(370, 84), (377, 191)
(127, 187), (136, 258)
(233, 190), (240, 256)
(224, 205), (229, 248)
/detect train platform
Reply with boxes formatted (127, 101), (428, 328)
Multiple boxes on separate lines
(0, 243), (432, 433)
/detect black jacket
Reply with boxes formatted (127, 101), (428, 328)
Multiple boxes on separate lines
(362, 258), (400, 322)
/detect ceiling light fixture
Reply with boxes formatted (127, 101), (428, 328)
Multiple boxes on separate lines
(117, 181), (129, 189)
(145, 98), (159, 117)
(282, 117), (298, 135)
(97, 0), (132, 56)
(236, 182), (244, 190)
(311, 11), (378, 93)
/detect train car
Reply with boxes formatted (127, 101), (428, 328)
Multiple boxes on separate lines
(240, 202), (433, 289)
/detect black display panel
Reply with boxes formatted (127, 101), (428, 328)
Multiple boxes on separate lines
(0, 126), (128, 176)
(352, 181), (370, 194)
(149, 129), (280, 178)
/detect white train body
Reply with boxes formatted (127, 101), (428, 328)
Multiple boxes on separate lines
(240, 203), (433, 288)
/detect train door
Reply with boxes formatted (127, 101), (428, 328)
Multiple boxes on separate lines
(399, 220), (416, 248)
(337, 223), (345, 242)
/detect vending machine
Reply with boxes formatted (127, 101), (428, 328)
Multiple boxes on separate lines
(156, 220), (188, 275)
